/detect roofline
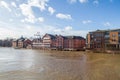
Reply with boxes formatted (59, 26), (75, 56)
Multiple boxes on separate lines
(89, 29), (120, 33)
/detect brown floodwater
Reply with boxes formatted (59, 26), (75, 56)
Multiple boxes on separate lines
(0, 47), (120, 80)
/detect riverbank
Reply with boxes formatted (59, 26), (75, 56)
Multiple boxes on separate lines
(13, 46), (120, 54)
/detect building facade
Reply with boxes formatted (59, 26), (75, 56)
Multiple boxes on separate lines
(42, 33), (56, 49)
(12, 34), (85, 50)
(32, 38), (43, 49)
(42, 33), (86, 50)
(63, 36), (86, 50)
(86, 29), (120, 51)
(12, 37), (32, 49)
(12, 39), (18, 48)
(24, 39), (32, 48)
(17, 38), (25, 48)
(55, 35), (64, 50)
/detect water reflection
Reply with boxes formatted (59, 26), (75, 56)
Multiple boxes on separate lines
(0, 48), (35, 72)
(0, 48), (120, 80)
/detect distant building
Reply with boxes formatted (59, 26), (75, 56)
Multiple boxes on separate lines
(55, 35), (64, 50)
(42, 33), (86, 50)
(63, 36), (86, 51)
(24, 39), (32, 49)
(12, 39), (18, 48)
(12, 33), (85, 50)
(86, 29), (120, 51)
(12, 37), (32, 49)
(17, 37), (25, 48)
(86, 30), (105, 49)
(42, 33), (56, 49)
(32, 38), (43, 49)
(0, 39), (13, 47)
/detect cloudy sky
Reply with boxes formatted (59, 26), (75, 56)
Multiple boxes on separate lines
(0, 0), (120, 39)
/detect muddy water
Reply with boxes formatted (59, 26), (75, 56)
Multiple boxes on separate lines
(0, 47), (120, 80)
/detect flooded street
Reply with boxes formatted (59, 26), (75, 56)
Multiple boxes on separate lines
(0, 48), (120, 80)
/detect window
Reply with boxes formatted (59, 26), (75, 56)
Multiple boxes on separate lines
(112, 34), (116, 37)
(105, 35), (109, 38)
(119, 34), (120, 37)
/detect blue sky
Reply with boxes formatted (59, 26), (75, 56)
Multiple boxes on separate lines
(0, 0), (120, 39)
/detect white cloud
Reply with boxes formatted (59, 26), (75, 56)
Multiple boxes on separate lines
(9, 19), (13, 22)
(79, 0), (88, 3)
(24, 17), (36, 23)
(21, 17), (45, 23)
(0, 20), (88, 39)
(54, 29), (88, 38)
(15, 13), (21, 17)
(38, 17), (44, 22)
(53, 26), (88, 38)
(68, 0), (77, 4)
(56, 13), (72, 20)
(0, 21), (57, 39)
(0, 21), (22, 39)
(28, 0), (49, 11)
(19, 0), (49, 23)
(21, 19), (25, 23)
(48, 7), (55, 15)
(0, 1), (11, 12)
(54, 29), (62, 33)
(65, 26), (73, 31)
(19, 3), (35, 23)
(93, 0), (99, 5)
(11, 2), (17, 8)
(65, 30), (88, 38)
(82, 20), (92, 24)
(104, 22), (111, 27)
(0, 27), (17, 39)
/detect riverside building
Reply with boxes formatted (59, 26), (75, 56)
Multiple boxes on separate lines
(86, 29), (120, 51)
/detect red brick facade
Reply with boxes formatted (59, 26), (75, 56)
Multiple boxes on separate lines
(42, 34), (85, 50)
(62, 36), (86, 50)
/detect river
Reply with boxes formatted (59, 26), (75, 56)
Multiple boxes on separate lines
(0, 47), (120, 80)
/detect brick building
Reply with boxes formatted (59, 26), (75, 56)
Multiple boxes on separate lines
(12, 37), (32, 49)
(24, 39), (32, 48)
(12, 39), (18, 48)
(32, 38), (43, 49)
(55, 35), (64, 50)
(41, 33), (85, 50)
(42, 33), (56, 49)
(17, 37), (25, 48)
(63, 36), (86, 51)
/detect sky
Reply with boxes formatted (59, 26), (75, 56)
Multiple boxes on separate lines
(0, 0), (120, 39)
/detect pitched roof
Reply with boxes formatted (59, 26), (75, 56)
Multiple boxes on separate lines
(64, 36), (85, 40)
(43, 33), (56, 39)
(47, 34), (56, 39)
(17, 37), (25, 41)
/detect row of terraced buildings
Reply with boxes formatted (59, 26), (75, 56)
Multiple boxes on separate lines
(32, 34), (86, 51)
(12, 29), (120, 51)
(12, 34), (86, 51)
